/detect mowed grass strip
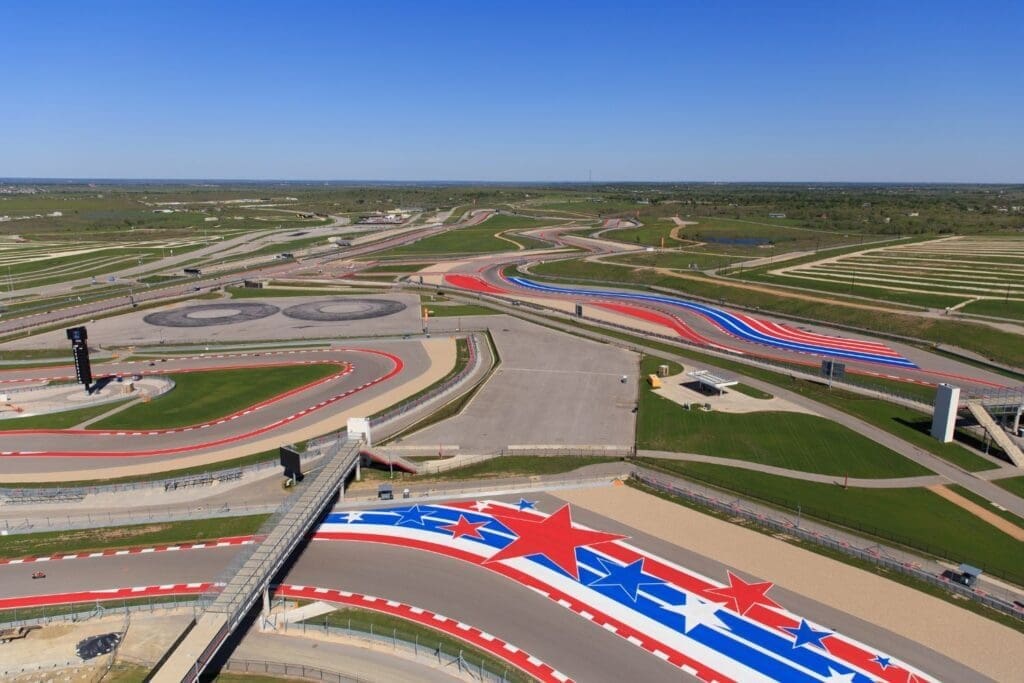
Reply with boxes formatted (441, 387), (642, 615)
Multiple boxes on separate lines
(637, 357), (931, 478)
(995, 476), (1024, 499)
(639, 459), (1024, 585)
(0, 514), (269, 559)
(90, 364), (340, 431)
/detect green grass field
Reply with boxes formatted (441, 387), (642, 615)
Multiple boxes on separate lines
(539, 317), (995, 471)
(994, 476), (1024, 499)
(607, 251), (746, 271)
(639, 459), (1024, 585)
(0, 401), (131, 431)
(227, 287), (351, 298)
(0, 514), (269, 559)
(637, 357), (930, 478)
(958, 298), (1024, 321)
(378, 214), (552, 256)
(424, 304), (498, 317)
(90, 364), (339, 430)
(731, 383), (773, 399)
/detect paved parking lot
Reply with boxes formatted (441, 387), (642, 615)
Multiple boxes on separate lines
(400, 315), (638, 451)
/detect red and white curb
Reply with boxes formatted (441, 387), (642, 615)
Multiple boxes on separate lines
(276, 584), (574, 683)
(0, 582), (215, 610)
(0, 347), (404, 457)
(0, 535), (255, 566)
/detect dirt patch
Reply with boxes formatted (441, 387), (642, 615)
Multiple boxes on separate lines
(928, 485), (1024, 541)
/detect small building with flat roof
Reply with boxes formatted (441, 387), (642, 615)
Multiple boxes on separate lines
(688, 369), (738, 395)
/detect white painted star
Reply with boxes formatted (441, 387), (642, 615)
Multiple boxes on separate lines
(822, 667), (855, 683)
(343, 511), (365, 523)
(662, 596), (728, 634)
(472, 501), (491, 512)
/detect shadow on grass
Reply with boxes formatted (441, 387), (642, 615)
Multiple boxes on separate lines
(894, 416), (1011, 465)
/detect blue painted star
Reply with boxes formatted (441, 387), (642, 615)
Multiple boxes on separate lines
(517, 498), (537, 511)
(872, 656), (892, 669)
(587, 557), (666, 602)
(783, 619), (832, 649)
(393, 505), (431, 526)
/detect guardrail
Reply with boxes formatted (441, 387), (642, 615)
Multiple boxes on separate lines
(239, 618), (520, 683)
(0, 597), (201, 629)
(631, 468), (1024, 621)
(305, 332), (488, 454)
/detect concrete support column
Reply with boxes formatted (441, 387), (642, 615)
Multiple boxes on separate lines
(355, 460), (361, 482)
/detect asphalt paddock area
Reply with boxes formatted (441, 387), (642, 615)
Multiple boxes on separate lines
(143, 302), (280, 327)
(282, 298), (407, 321)
(401, 315), (638, 451)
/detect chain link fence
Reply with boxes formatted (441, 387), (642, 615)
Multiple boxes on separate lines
(261, 617), (522, 683)
(0, 596), (201, 629)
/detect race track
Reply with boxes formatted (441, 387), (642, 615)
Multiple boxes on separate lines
(0, 494), (990, 683)
(0, 339), (442, 478)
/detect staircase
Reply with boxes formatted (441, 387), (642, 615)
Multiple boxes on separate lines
(966, 400), (1024, 467)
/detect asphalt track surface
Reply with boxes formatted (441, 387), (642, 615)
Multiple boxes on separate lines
(0, 342), (429, 474)
(0, 494), (986, 682)
(441, 258), (1015, 393)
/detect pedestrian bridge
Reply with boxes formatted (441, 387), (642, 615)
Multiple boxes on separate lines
(150, 439), (363, 682)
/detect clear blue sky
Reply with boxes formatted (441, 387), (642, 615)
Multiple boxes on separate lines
(3, 1), (1021, 182)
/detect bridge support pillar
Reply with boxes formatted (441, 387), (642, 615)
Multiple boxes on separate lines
(355, 460), (361, 482)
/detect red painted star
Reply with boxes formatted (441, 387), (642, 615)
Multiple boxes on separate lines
(485, 504), (626, 579)
(705, 571), (781, 615)
(439, 515), (488, 540)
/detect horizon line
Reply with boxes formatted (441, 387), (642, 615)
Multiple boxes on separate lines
(3, 177), (1023, 187)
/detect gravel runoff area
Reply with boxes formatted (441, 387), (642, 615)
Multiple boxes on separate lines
(401, 315), (638, 451)
(557, 485), (1024, 683)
